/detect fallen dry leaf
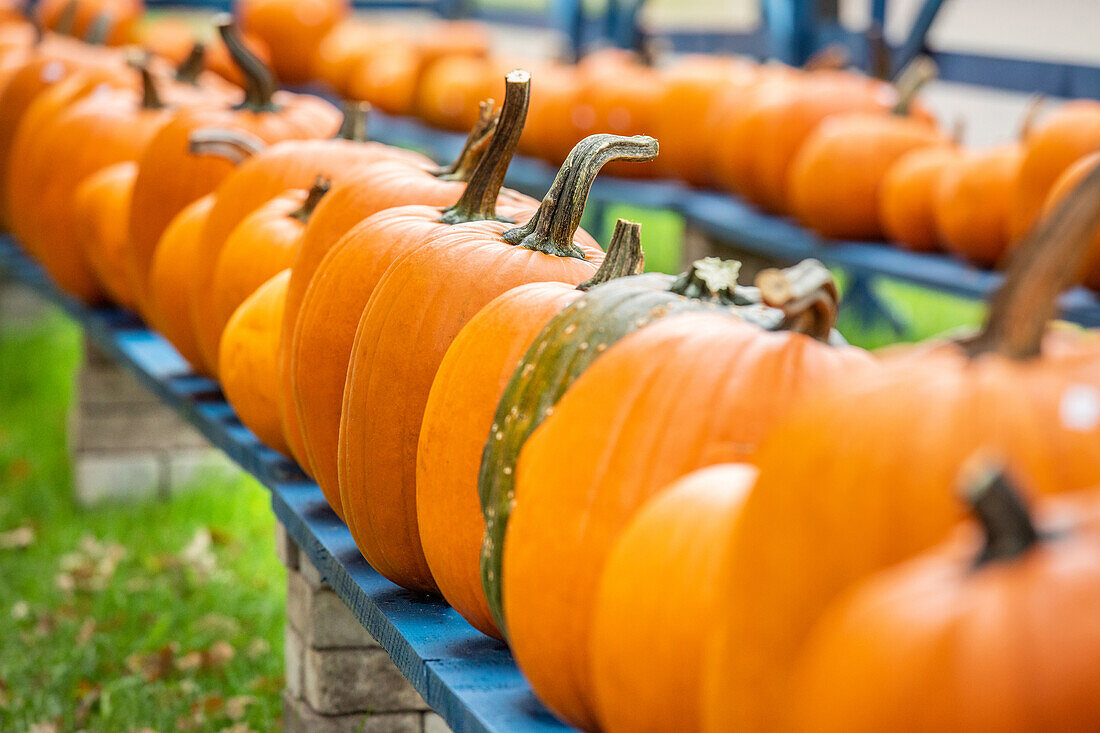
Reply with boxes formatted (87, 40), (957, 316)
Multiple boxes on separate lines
(245, 638), (269, 660)
(29, 723), (58, 733)
(126, 644), (179, 683)
(76, 619), (97, 646)
(225, 695), (254, 721)
(0, 525), (34, 549)
(10, 600), (29, 621)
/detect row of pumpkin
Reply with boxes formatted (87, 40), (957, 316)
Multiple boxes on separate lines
(9, 8), (1100, 733)
(29, 0), (1100, 284)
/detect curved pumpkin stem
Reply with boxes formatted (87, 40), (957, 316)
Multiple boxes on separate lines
(440, 70), (530, 225)
(867, 21), (891, 81)
(756, 259), (839, 342)
(503, 133), (659, 259)
(85, 11), (113, 45)
(175, 42), (207, 85)
(435, 99), (499, 182)
(336, 101), (370, 142)
(126, 52), (166, 111)
(189, 128), (267, 164)
(577, 219), (646, 291)
(290, 177), (332, 223)
(960, 457), (1041, 567)
(965, 156), (1100, 360)
(54, 0), (78, 36)
(891, 55), (937, 115)
(216, 14), (278, 112)
(802, 43), (850, 71)
(1017, 93), (1046, 141)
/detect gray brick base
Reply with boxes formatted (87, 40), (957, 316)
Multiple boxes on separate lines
(0, 276), (55, 331)
(69, 338), (237, 504)
(278, 524), (450, 733)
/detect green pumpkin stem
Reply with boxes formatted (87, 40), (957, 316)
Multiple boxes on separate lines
(435, 99), (499, 182)
(577, 219), (646, 291)
(961, 458), (1041, 568)
(175, 42), (207, 85)
(127, 53), (166, 110)
(503, 133), (659, 259)
(216, 14), (278, 112)
(891, 55), (936, 115)
(336, 101), (370, 142)
(84, 11), (113, 45)
(669, 257), (743, 304)
(440, 70), (529, 225)
(54, 0), (78, 36)
(756, 259), (839, 342)
(965, 155), (1100, 360)
(1017, 93), (1045, 142)
(189, 128), (266, 164)
(290, 177), (332, 223)
(867, 21), (891, 81)
(802, 43), (850, 71)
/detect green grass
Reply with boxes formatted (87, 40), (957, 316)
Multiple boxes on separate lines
(0, 310), (285, 731)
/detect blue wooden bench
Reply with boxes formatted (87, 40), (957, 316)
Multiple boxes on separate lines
(0, 235), (573, 733)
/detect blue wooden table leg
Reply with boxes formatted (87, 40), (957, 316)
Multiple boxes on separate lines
(842, 273), (908, 334)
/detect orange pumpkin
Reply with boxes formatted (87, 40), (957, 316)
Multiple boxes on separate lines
(285, 77), (532, 507)
(591, 464), (758, 733)
(146, 195), (214, 369)
(879, 145), (961, 252)
(218, 269), (291, 453)
(1039, 151), (1100, 290)
(503, 273), (872, 730)
(74, 161), (139, 309)
(235, 0), (349, 85)
(416, 53), (499, 132)
(125, 17), (340, 315)
(337, 134), (655, 595)
(790, 465), (1100, 733)
(8, 62), (174, 302)
(1009, 99), (1100, 242)
(934, 143), (1023, 267)
(202, 28), (273, 90)
(417, 219), (645, 639)
(187, 113), (424, 376)
(311, 19), (387, 95)
(36, 0), (143, 46)
(655, 55), (760, 187)
(702, 162), (1100, 733)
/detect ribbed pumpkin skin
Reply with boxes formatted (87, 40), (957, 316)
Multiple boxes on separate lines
(788, 487), (1100, 733)
(1040, 152), (1100, 290)
(591, 464), (757, 733)
(1009, 100), (1100, 242)
(788, 113), (945, 240)
(126, 99), (341, 315)
(74, 162), (139, 309)
(880, 145), (960, 252)
(503, 312), (872, 730)
(934, 144), (1023, 267)
(219, 269), (291, 454)
(517, 63), (577, 165)
(235, 0), (349, 84)
(188, 139), (418, 375)
(36, 0), (144, 45)
(417, 282), (583, 638)
(146, 195), (215, 369)
(705, 336), (1100, 733)
(209, 189), (309, 346)
(9, 84), (171, 303)
(287, 190), (535, 512)
(312, 20), (386, 95)
(339, 223), (603, 594)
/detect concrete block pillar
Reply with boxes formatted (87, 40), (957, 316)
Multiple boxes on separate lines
(276, 524), (450, 733)
(68, 338), (236, 504)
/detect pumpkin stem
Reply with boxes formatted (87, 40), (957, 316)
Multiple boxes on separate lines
(756, 259), (839, 342)
(175, 41), (207, 85)
(216, 14), (278, 112)
(54, 0), (78, 36)
(867, 21), (891, 81)
(126, 52), (166, 110)
(503, 133), (659, 259)
(290, 177), (332, 223)
(965, 155), (1100, 360)
(434, 99), (499, 182)
(950, 117), (966, 145)
(891, 55), (936, 115)
(577, 219), (646, 291)
(85, 11), (113, 45)
(802, 44), (850, 71)
(670, 257), (742, 302)
(29, 9), (45, 44)
(960, 457), (1041, 567)
(1017, 93), (1045, 141)
(440, 70), (529, 225)
(189, 128), (267, 165)
(336, 101), (370, 142)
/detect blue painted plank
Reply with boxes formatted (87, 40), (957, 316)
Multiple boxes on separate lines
(0, 235), (573, 733)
